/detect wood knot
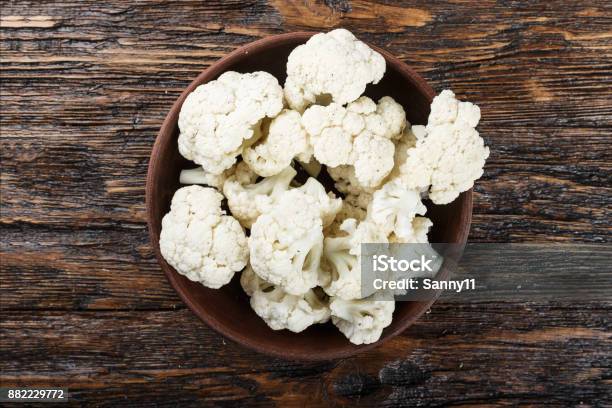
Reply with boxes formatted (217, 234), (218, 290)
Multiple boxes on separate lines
(324, 0), (352, 13)
(332, 372), (380, 398)
(379, 360), (430, 387)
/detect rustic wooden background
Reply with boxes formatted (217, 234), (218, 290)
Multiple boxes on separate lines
(1, 0), (611, 406)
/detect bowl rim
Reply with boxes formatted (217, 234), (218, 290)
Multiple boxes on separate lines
(146, 31), (473, 361)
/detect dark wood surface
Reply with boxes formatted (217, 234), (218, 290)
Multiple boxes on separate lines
(1, 0), (610, 406)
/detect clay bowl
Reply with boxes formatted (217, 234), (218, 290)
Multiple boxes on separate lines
(146, 32), (472, 360)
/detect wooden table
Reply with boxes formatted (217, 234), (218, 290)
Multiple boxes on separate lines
(1, 1), (610, 405)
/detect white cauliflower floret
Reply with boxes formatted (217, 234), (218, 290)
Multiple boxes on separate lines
(302, 103), (353, 167)
(327, 125), (415, 195)
(327, 125), (415, 197)
(363, 96), (406, 140)
(240, 266), (330, 333)
(296, 177), (342, 227)
(302, 96), (405, 188)
(327, 165), (372, 196)
(400, 90), (489, 204)
(239, 263), (261, 297)
(325, 200), (367, 237)
(323, 166), (373, 235)
(249, 189), (325, 296)
(322, 218), (388, 300)
(388, 126), (417, 180)
(330, 296), (395, 345)
(389, 217), (433, 244)
(223, 164), (296, 228)
(179, 164), (238, 189)
(284, 29), (385, 111)
(159, 185), (248, 289)
(411, 124), (427, 140)
(352, 133), (396, 188)
(283, 76), (312, 114)
(243, 109), (312, 177)
(368, 178), (427, 239)
(178, 71), (284, 174)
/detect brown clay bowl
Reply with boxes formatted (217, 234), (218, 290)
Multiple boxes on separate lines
(146, 32), (472, 360)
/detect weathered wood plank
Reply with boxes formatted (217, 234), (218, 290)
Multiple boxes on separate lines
(3, 225), (611, 311)
(1, 0), (610, 242)
(0, 227), (181, 310)
(1, 0), (611, 405)
(0, 303), (609, 406)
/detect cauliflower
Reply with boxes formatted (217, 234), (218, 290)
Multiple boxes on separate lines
(322, 218), (388, 300)
(325, 199), (367, 237)
(302, 96), (405, 188)
(242, 109), (312, 177)
(330, 296), (395, 344)
(240, 266), (330, 332)
(388, 126), (418, 180)
(164, 30), (492, 344)
(223, 164), (295, 228)
(389, 217), (433, 244)
(327, 125), (416, 195)
(400, 90), (489, 204)
(284, 29), (385, 111)
(179, 164), (237, 189)
(296, 177), (342, 227)
(159, 185), (248, 289)
(368, 178), (427, 239)
(178, 71), (284, 174)
(249, 189), (326, 296)
(327, 165), (371, 196)
(239, 263), (261, 297)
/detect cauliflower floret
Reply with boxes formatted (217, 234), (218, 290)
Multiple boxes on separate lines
(322, 218), (388, 300)
(179, 163), (239, 190)
(159, 185), (248, 289)
(302, 103), (353, 167)
(296, 177), (342, 227)
(302, 96), (405, 188)
(178, 71), (284, 174)
(249, 189), (325, 296)
(330, 296), (395, 345)
(239, 263), (261, 297)
(327, 165), (372, 196)
(323, 166), (373, 236)
(388, 126), (418, 180)
(327, 125), (416, 196)
(363, 96), (406, 140)
(223, 164), (296, 228)
(411, 124), (427, 140)
(325, 200), (367, 237)
(389, 217), (433, 244)
(368, 178), (427, 239)
(352, 133), (396, 188)
(243, 109), (312, 177)
(240, 266), (330, 332)
(400, 90), (489, 204)
(284, 29), (385, 111)
(283, 76), (313, 114)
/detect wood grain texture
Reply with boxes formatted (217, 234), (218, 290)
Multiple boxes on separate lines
(1, 304), (610, 406)
(1, 0), (611, 405)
